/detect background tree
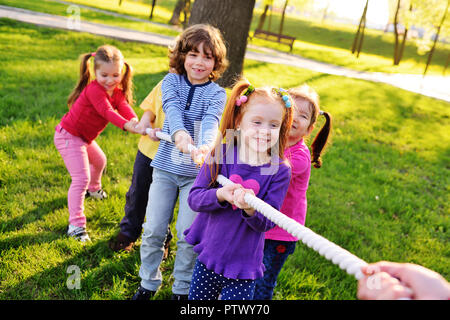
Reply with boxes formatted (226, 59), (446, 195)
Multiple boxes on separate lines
(169, 0), (192, 26)
(351, 0), (369, 58)
(420, 0), (449, 76)
(188, 0), (256, 87)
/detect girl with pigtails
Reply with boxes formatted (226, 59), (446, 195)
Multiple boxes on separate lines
(253, 84), (333, 300)
(183, 79), (294, 300)
(54, 45), (144, 242)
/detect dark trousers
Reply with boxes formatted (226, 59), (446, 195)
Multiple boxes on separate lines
(253, 239), (296, 300)
(120, 150), (153, 241)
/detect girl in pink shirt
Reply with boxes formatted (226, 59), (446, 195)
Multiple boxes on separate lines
(253, 85), (333, 299)
(54, 45), (144, 242)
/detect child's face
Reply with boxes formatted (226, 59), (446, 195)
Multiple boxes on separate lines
(238, 97), (284, 156)
(95, 61), (123, 95)
(184, 42), (215, 85)
(289, 98), (313, 143)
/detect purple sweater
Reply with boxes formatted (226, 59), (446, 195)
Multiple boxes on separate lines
(184, 145), (291, 280)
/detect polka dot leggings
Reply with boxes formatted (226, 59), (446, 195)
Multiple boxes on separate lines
(188, 259), (256, 300)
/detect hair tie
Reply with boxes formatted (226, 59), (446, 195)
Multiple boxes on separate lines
(235, 84), (255, 107)
(273, 88), (292, 108)
(91, 52), (96, 57)
(319, 110), (324, 115)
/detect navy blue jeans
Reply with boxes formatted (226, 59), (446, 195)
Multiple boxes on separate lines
(253, 239), (296, 300)
(119, 150), (153, 241)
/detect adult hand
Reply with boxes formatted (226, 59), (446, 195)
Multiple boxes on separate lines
(358, 261), (450, 300)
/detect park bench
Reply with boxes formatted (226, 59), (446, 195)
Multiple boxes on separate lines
(252, 28), (296, 52)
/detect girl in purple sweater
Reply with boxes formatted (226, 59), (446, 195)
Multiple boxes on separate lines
(184, 80), (294, 300)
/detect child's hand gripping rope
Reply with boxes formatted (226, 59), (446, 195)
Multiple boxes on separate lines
(145, 128), (206, 165)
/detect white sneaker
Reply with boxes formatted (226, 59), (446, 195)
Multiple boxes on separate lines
(85, 189), (107, 200)
(67, 225), (91, 242)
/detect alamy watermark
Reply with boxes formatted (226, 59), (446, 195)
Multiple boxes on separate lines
(66, 5), (81, 31)
(66, 265), (81, 290)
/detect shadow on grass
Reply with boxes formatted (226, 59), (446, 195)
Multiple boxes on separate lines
(0, 197), (67, 235)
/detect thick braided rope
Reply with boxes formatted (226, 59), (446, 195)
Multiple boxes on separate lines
(148, 129), (368, 279)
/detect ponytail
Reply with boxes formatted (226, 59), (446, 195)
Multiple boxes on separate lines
(310, 111), (332, 168)
(67, 53), (93, 108)
(121, 61), (134, 105)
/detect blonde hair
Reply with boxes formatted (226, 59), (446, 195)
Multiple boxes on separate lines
(67, 45), (134, 107)
(288, 85), (332, 168)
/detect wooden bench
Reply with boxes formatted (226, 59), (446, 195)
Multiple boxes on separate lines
(252, 29), (296, 52)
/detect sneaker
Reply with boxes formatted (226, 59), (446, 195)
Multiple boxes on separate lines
(171, 294), (188, 300)
(132, 286), (155, 300)
(85, 189), (107, 200)
(109, 232), (134, 252)
(67, 225), (91, 242)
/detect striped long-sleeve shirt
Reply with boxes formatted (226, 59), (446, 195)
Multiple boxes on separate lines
(151, 73), (226, 177)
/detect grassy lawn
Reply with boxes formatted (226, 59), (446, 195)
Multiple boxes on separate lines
(1, 0), (449, 76)
(0, 19), (449, 300)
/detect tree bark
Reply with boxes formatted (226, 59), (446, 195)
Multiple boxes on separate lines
(444, 53), (450, 75)
(170, 0), (186, 25)
(188, 0), (256, 88)
(352, 0), (368, 57)
(423, 0), (449, 76)
(393, 0), (401, 65)
(149, 0), (157, 20)
(256, 4), (269, 30)
(279, 0), (288, 35)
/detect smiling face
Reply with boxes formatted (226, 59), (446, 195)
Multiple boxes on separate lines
(238, 96), (284, 162)
(288, 98), (314, 146)
(95, 61), (123, 95)
(184, 42), (215, 85)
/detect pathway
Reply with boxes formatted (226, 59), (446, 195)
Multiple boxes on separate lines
(1, 5), (448, 103)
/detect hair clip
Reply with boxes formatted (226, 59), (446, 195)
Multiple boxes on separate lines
(235, 84), (255, 107)
(91, 52), (96, 57)
(273, 88), (292, 108)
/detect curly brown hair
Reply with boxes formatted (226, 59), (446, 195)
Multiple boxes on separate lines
(169, 24), (228, 81)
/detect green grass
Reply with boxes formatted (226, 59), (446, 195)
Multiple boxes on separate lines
(1, 0), (449, 76)
(0, 19), (449, 300)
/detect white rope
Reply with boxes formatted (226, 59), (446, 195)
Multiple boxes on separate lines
(146, 128), (368, 279)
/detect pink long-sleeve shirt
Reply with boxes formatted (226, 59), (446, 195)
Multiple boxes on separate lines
(265, 139), (311, 241)
(60, 80), (137, 144)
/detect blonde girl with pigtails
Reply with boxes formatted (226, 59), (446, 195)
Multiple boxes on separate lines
(54, 45), (143, 242)
(254, 84), (333, 300)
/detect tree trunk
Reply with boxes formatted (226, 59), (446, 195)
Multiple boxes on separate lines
(188, 0), (256, 88)
(256, 4), (269, 30)
(149, 0), (157, 20)
(279, 0), (288, 35)
(423, 0), (449, 76)
(352, 0), (368, 56)
(393, 0), (401, 65)
(181, 0), (191, 28)
(356, 15), (366, 58)
(170, 0), (186, 25)
(118, 0), (123, 6)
